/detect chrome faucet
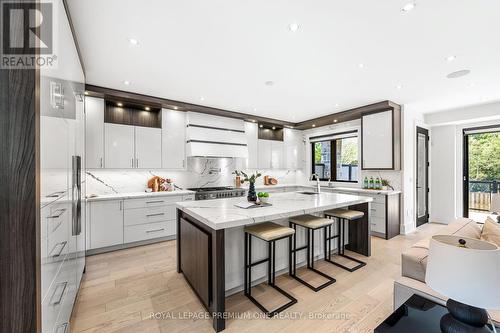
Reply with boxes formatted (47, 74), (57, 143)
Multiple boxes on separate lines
(310, 173), (321, 194)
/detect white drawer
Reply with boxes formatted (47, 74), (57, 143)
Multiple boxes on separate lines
(123, 195), (183, 209)
(370, 216), (386, 234)
(124, 221), (175, 243)
(41, 200), (70, 301)
(42, 258), (72, 333)
(372, 195), (386, 205)
(124, 205), (176, 226)
(369, 202), (386, 219)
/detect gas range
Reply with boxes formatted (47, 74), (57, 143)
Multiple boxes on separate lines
(187, 186), (246, 200)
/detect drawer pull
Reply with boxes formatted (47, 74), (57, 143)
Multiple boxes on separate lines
(55, 323), (68, 333)
(46, 191), (65, 198)
(47, 208), (66, 219)
(146, 200), (164, 204)
(50, 281), (68, 305)
(146, 213), (165, 217)
(184, 198), (194, 201)
(50, 241), (67, 258)
(146, 228), (165, 234)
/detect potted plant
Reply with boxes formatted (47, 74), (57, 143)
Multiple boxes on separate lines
(236, 170), (262, 202)
(257, 192), (269, 204)
(381, 179), (394, 191)
(232, 170), (242, 188)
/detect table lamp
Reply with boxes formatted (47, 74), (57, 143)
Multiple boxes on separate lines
(426, 235), (500, 333)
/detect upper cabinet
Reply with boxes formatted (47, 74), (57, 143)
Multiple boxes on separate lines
(284, 128), (305, 170)
(245, 122), (259, 169)
(361, 109), (401, 170)
(162, 109), (186, 169)
(105, 123), (135, 168)
(85, 97), (104, 168)
(135, 127), (162, 168)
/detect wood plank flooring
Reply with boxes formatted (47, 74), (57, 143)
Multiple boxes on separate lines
(71, 223), (445, 333)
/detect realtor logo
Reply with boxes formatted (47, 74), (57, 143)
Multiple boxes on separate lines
(1, 1), (57, 68)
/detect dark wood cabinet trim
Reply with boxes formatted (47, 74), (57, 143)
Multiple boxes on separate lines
(187, 140), (247, 147)
(187, 124), (245, 133)
(258, 127), (284, 141)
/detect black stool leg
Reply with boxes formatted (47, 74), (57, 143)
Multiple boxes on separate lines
(244, 233), (297, 317)
(324, 218), (366, 272)
(289, 223), (336, 292)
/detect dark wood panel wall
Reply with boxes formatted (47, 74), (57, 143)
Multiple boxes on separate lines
(105, 102), (161, 128)
(258, 127), (284, 141)
(0, 1), (40, 332)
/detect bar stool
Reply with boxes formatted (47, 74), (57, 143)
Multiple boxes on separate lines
(323, 208), (366, 272)
(244, 222), (298, 317)
(289, 214), (336, 292)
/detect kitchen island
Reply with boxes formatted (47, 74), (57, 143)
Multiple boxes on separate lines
(175, 191), (373, 332)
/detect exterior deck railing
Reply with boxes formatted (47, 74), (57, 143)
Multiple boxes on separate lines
(469, 180), (499, 212)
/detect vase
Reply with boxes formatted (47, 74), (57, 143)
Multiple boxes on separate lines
(235, 176), (241, 188)
(247, 182), (257, 202)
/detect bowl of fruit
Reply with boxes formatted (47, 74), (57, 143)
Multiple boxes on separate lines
(257, 192), (269, 204)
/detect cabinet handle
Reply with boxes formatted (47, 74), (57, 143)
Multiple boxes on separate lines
(50, 241), (67, 258)
(131, 158), (134, 167)
(47, 208), (66, 219)
(146, 228), (165, 233)
(146, 200), (164, 204)
(46, 191), (65, 198)
(184, 198), (194, 201)
(136, 158), (139, 168)
(55, 323), (68, 333)
(50, 281), (68, 305)
(146, 213), (165, 217)
(119, 201), (123, 210)
(100, 157), (103, 168)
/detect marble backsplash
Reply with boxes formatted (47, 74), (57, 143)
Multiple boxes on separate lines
(85, 157), (300, 196)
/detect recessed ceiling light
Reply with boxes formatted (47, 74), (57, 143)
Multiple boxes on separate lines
(272, 126), (276, 130)
(288, 126), (294, 129)
(312, 124), (316, 128)
(335, 103), (339, 108)
(253, 108), (257, 112)
(84, 91), (89, 95)
(128, 38), (139, 45)
(288, 23), (300, 32)
(446, 69), (471, 79)
(259, 124), (263, 128)
(446, 55), (456, 62)
(117, 102), (123, 107)
(469, 82), (476, 87)
(265, 81), (275, 86)
(333, 119), (338, 123)
(123, 80), (130, 85)
(145, 106), (150, 111)
(402, 2), (416, 12)
(358, 63), (365, 69)
(172, 106), (178, 110)
(200, 96), (205, 101)
(251, 119), (256, 123)
(396, 84), (403, 90)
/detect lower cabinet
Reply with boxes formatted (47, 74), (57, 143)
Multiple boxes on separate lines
(87, 194), (194, 252)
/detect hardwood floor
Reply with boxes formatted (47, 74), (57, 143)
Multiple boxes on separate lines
(71, 223), (445, 333)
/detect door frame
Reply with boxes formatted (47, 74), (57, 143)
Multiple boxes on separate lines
(416, 126), (429, 227)
(462, 124), (500, 218)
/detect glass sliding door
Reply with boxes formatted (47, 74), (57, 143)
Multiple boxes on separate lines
(463, 126), (500, 222)
(416, 127), (429, 227)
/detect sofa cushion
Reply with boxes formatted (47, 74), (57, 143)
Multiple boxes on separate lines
(481, 217), (500, 247)
(401, 218), (480, 282)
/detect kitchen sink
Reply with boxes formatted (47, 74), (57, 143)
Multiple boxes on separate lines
(298, 191), (320, 195)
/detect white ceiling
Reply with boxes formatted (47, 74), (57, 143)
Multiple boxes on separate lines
(67, 0), (500, 122)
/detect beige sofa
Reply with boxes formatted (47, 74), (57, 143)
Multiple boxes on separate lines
(394, 218), (499, 326)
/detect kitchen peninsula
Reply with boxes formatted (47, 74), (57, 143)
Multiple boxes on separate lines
(176, 191), (373, 331)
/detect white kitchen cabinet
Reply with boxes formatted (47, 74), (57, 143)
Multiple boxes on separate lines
(284, 128), (304, 170)
(89, 200), (124, 249)
(257, 139), (272, 169)
(85, 97), (104, 168)
(361, 109), (401, 170)
(162, 109), (186, 169)
(245, 122), (258, 169)
(135, 126), (162, 168)
(104, 123), (135, 168)
(271, 141), (284, 169)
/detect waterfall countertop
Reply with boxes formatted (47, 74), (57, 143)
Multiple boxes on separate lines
(176, 191), (373, 230)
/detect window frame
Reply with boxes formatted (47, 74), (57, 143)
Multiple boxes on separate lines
(311, 135), (359, 183)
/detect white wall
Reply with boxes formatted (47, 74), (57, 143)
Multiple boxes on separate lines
(429, 125), (456, 223)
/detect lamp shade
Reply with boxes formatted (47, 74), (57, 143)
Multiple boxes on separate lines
(426, 235), (500, 309)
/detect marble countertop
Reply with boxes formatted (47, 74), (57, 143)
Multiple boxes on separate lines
(246, 183), (401, 195)
(86, 189), (195, 202)
(176, 191), (373, 230)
